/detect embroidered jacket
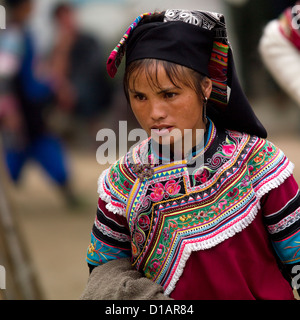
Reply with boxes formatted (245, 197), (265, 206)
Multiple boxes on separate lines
(87, 120), (300, 299)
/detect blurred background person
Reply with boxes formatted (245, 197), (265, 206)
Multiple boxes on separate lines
(0, 0), (77, 206)
(50, 2), (113, 148)
(226, 0), (297, 98)
(259, 1), (300, 107)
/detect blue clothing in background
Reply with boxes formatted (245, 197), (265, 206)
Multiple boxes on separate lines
(1, 28), (69, 185)
(5, 135), (68, 185)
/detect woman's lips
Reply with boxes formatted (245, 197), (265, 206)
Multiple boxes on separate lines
(151, 127), (174, 136)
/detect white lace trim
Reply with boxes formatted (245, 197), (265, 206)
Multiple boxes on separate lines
(268, 207), (300, 234)
(97, 169), (110, 202)
(97, 169), (126, 216)
(94, 217), (131, 242)
(105, 203), (126, 216)
(164, 161), (294, 296)
(255, 161), (294, 200)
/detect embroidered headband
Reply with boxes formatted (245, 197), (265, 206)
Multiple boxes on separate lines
(106, 9), (267, 138)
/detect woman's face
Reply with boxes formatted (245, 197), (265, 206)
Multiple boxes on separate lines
(128, 63), (212, 154)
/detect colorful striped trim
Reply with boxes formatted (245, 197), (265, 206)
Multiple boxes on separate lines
(208, 41), (229, 108)
(106, 12), (155, 78)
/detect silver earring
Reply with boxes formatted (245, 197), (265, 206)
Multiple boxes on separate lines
(203, 97), (208, 124)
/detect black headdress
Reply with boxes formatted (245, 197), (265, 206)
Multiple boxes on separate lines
(107, 9), (267, 138)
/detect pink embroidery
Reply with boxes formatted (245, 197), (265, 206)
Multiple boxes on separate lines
(194, 168), (210, 183)
(165, 180), (181, 196)
(227, 187), (239, 198)
(149, 180), (181, 202)
(150, 183), (165, 202)
(138, 215), (150, 231)
(241, 175), (251, 187)
(222, 144), (235, 155)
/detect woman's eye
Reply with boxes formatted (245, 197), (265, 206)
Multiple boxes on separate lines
(164, 92), (176, 99)
(135, 94), (146, 101)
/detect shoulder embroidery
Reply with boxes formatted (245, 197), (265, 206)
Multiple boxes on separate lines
(248, 138), (294, 198)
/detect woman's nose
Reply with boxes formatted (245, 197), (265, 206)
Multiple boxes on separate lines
(149, 99), (168, 121)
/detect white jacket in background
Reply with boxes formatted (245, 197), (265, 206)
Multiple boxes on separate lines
(259, 19), (300, 106)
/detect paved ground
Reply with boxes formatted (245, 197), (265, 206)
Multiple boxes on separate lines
(4, 97), (300, 300)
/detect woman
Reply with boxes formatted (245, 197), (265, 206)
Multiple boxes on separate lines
(84, 10), (300, 300)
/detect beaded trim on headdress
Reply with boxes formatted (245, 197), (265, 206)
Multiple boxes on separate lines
(106, 9), (230, 109)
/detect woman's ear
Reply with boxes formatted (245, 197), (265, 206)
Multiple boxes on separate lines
(202, 77), (212, 99)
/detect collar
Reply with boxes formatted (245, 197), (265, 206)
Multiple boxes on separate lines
(147, 118), (216, 165)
